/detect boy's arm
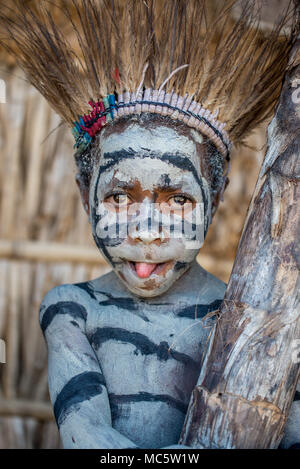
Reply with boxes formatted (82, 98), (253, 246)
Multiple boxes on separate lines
(40, 286), (138, 449)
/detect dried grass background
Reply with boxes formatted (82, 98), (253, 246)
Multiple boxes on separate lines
(0, 0), (292, 448)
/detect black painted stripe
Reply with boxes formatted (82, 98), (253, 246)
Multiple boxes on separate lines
(74, 287), (149, 321)
(40, 301), (87, 334)
(98, 295), (150, 322)
(174, 261), (188, 271)
(100, 298), (139, 310)
(97, 291), (139, 312)
(70, 320), (80, 328)
(92, 162), (120, 266)
(88, 327), (199, 370)
(176, 299), (222, 319)
(91, 205), (115, 266)
(109, 392), (187, 420)
(54, 371), (106, 427)
(76, 283), (137, 309)
(76, 282), (97, 300)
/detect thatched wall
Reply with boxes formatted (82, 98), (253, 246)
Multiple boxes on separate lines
(0, 69), (112, 448)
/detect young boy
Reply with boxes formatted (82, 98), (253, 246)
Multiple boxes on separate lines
(40, 115), (226, 448)
(2, 0), (298, 449)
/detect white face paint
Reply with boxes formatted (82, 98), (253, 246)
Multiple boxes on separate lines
(89, 123), (212, 298)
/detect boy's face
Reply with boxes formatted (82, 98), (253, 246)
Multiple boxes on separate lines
(88, 122), (212, 297)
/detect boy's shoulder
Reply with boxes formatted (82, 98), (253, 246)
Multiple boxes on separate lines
(202, 268), (227, 299)
(39, 270), (135, 334)
(39, 270), (120, 316)
(38, 272), (113, 335)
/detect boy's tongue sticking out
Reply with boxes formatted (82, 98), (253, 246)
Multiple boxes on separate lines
(135, 262), (157, 279)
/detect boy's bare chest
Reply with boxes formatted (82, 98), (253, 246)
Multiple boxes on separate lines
(85, 301), (214, 404)
(75, 276), (223, 447)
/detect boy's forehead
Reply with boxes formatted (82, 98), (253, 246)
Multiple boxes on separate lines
(93, 124), (207, 195)
(100, 124), (202, 163)
(97, 123), (204, 185)
(97, 157), (202, 195)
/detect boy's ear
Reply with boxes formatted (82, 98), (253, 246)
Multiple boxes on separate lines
(211, 176), (230, 217)
(76, 174), (90, 215)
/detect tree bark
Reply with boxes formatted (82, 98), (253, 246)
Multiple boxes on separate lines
(180, 32), (300, 449)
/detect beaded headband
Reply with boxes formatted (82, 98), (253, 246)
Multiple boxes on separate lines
(72, 89), (232, 161)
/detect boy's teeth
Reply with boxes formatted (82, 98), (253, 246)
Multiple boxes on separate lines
(135, 262), (157, 278)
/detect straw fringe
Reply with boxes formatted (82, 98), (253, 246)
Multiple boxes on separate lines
(0, 0), (296, 148)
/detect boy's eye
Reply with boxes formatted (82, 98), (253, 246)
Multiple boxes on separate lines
(169, 195), (192, 207)
(111, 193), (131, 206)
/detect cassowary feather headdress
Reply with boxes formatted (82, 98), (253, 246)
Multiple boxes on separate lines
(0, 0), (296, 170)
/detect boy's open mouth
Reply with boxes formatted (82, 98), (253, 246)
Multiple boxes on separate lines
(128, 261), (172, 279)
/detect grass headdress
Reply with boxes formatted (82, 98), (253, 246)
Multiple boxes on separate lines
(0, 1), (295, 165)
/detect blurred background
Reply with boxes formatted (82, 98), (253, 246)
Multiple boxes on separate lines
(0, 0), (292, 448)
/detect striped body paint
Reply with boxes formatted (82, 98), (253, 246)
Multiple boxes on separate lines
(40, 261), (226, 448)
(40, 269), (300, 448)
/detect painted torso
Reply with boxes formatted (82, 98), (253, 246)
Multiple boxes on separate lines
(41, 262), (226, 448)
(83, 263), (224, 448)
(40, 261), (300, 449)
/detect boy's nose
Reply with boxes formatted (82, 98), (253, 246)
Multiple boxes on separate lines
(128, 201), (169, 244)
(129, 219), (166, 244)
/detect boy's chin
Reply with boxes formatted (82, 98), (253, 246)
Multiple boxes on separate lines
(116, 279), (175, 298)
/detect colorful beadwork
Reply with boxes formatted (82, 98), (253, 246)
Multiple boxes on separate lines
(73, 94), (116, 154)
(72, 91), (232, 160)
